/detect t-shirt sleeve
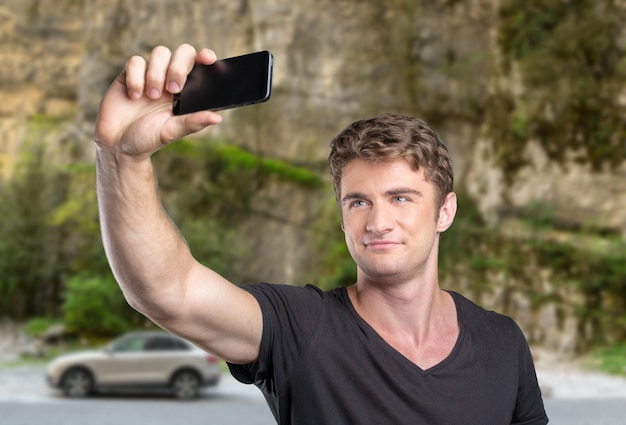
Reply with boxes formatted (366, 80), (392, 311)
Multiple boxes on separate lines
(511, 323), (549, 425)
(227, 283), (324, 394)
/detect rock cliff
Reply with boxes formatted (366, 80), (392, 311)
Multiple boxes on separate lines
(1, 0), (625, 353)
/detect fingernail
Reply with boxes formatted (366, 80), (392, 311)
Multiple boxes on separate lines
(129, 90), (141, 100)
(148, 88), (160, 99)
(167, 82), (180, 93)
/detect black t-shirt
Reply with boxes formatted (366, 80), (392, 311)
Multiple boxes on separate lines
(228, 283), (548, 425)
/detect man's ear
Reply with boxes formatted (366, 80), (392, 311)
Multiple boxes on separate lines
(437, 192), (457, 233)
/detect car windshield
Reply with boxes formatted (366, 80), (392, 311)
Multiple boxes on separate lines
(107, 333), (191, 353)
(110, 335), (145, 353)
(144, 336), (189, 351)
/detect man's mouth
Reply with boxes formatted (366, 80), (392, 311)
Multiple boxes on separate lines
(364, 240), (399, 250)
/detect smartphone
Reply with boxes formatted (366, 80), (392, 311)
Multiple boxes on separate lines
(172, 50), (273, 115)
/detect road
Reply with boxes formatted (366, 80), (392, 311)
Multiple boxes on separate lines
(0, 366), (275, 425)
(0, 367), (625, 424)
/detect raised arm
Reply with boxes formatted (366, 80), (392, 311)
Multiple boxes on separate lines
(94, 44), (262, 364)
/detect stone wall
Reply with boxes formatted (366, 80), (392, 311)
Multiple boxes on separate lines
(1, 0), (624, 352)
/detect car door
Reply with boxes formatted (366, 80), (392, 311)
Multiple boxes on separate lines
(92, 333), (151, 385)
(138, 335), (191, 383)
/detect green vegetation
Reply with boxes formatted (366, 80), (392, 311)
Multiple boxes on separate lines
(62, 274), (138, 337)
(208, 144), (323, 188)
(491, 0), (626, 178)
(25, 317), (60, 338)
(590, 343), (626, 376)
(0, 123), (326, 339)
(440, 196), (626, 349)
(155, 137), (325, 283)
(0, 125), (107, 321)
(475, 1), (626, 354)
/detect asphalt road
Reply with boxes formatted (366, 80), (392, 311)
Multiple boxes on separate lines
(0, 366), (275, 425)
(1, 367), (625, 424)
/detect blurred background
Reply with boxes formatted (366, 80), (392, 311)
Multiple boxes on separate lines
(0, 0), (625, 423)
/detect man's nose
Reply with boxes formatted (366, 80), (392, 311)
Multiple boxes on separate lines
(365, 203), (394, 234)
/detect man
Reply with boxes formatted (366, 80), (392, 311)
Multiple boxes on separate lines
(95, 44), (548, 424)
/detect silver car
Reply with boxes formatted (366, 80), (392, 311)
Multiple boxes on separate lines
(46, 331), (221, 399)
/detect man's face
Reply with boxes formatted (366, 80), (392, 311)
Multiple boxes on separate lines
(339, 158), (455, 286)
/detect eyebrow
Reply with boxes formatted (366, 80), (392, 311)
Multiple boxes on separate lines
(341, 187), (423, 203)
(387, 187), (423, 197)
(341, 192), (367, 203)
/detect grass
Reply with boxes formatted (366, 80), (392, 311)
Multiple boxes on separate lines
(589, 343), (626, 376)
(0, 355), (50, 370)
(0, 340), (101, 371)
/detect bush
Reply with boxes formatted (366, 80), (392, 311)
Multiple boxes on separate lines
(25, 317), (60, 338)
(62, 274), (138, 337)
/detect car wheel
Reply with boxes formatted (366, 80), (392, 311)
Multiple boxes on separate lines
(61, 368), (93, 398)
(171, 370), (201, 400)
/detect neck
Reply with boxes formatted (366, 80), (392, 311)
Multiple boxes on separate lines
(347, 281), (459, 370)
(348, 272), (452, 342)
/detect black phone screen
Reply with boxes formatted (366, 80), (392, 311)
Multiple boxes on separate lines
(172, 50), (273, 115)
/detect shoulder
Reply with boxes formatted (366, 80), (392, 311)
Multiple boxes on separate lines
(240, 282), (325, 303)
(239, 282), (336, 321)
(450, 291), (524, 341)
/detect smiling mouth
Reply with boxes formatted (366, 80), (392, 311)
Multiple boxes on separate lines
(364, 240), (399, 249)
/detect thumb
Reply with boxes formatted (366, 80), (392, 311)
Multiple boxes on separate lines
(161, 110), (223, 142)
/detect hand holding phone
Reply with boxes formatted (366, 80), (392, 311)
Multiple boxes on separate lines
(172, 50), (273, 115)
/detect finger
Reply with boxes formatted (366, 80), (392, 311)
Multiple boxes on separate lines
(161, 110), (223, 143)
(165, 43), (198, 94)
(186, 110), (223, 132)
(145, 46), (173, 99)
(123, 55), (147, 100)
(181, 110), (223, 136)
(196, 48), (218, 65)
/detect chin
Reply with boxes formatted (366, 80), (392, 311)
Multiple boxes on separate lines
(359, 267), (406, 284)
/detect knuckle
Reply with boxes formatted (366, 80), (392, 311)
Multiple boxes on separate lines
(127, 55), (146, 69)
(177, 43), (196, 55)
(167, 63), (189, 80)
(151, 45), (172, 58)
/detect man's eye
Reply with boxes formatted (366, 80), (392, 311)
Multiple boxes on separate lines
(394, 196), (408, 203)
(351, 200), (367, 208)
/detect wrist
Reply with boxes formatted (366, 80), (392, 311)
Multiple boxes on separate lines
(95, 142), (157, 193)
(95, 142), (152, 167)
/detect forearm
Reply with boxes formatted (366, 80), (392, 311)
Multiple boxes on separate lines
(91, 45), (263, 362)
(96, 145), (193, 316)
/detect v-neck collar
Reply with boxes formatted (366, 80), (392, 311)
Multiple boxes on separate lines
(338, 287), (466, 375)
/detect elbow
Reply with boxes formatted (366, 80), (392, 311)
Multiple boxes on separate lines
(119, 283), (182, 326)
(123, 292), (145, 314)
